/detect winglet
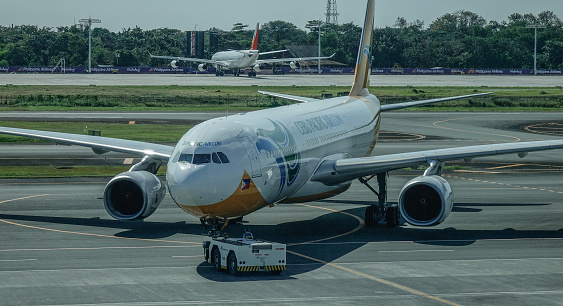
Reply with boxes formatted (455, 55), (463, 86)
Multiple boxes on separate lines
(349, 0), (375, 97)
(251, 23), (259, 50)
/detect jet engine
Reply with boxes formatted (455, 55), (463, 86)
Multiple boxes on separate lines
(398, 175), (453, 226)
(290, 61), (300, 69)
(253, 64), (261, 72)
(198, 64), (206, 72)
(103, 171), (166, 220)
(171, 60), (178, 68)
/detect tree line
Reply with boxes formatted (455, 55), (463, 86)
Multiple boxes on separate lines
(0, 10), (561, 69)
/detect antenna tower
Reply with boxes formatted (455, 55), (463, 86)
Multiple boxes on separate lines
(325, 0), (339, 25)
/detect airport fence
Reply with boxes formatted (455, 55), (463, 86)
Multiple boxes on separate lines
(1, 66), (563, 75)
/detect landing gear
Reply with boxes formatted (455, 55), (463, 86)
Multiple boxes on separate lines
(201, 217), (229, 237)
(215, 70), (225, 76)
(360, 172), (400, 228)
(248, 70), (257, 77)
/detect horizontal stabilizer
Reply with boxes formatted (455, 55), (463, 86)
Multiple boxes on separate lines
(258, 91), (320, 103)
(381, 92), (493, 112)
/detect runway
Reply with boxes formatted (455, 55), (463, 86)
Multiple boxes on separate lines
(1, 73), (562, 87)
(1, 112), (562, 305)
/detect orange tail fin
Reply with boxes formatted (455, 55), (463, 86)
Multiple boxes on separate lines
(251, 23), (259, 50)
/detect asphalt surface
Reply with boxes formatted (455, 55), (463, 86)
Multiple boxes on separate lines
(1, 112), (562, 305)
(1, 73), (562, 87)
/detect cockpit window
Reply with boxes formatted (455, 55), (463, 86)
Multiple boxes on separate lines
(217, 152), (230, 163)
(212, 152), (221, 164)
(178, 153), (193, 164)
(193, 154), (211, 164)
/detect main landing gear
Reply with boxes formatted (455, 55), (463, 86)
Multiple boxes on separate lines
(360, 172), (400, 228)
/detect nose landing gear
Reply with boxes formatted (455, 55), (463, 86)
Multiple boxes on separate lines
(200, 217), (230, 237)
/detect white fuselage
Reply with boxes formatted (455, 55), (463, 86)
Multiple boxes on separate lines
(211, 50), (260, 70)
(166, 94), (381, 218)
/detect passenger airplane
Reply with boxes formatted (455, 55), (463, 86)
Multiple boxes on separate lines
(1, 0), (562, 232)
(150, 23), (333, 77)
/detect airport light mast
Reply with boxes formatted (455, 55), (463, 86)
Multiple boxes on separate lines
(526, 24), (545, 76)
(318, 20), (323, 75)
(79, 17), (102, 73)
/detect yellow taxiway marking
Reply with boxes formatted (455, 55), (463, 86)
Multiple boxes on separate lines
(287, 250), (462, 306)
(432, 117), (521, 142)
(288, 203), (364, 246)
(449, 175), (563, 194)
(289, 203), (461, 306)
(487, 163), (525, 170)
(0, 194), (200, 245)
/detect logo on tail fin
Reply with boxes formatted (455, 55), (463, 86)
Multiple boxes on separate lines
(251, 23), (259, 50)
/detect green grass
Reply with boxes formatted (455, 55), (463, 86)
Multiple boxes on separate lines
(0, 85), (562, 111)
(0, 166), (167, 178)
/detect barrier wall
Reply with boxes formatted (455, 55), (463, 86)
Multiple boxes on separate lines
(1, 66), (562, 75)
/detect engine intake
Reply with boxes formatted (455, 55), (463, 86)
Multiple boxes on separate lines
(398, 175), (453, 226)
(103, 171), (166, 220)
(198, 63), (206, 72)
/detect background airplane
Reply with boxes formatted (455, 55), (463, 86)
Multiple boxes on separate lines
(0, 0), (562, 234)
(150, 23), (334, 76)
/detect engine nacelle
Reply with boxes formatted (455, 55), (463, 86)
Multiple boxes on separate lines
(170, 60), (178, 68)
(198, 63), (206, 72)
(103, 171), (166, 221)
(289, 61), (300, 69)
(253, 64), (261, 72)
(398, 175), (453, 226)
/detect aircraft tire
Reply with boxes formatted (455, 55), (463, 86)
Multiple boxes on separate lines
(385, 206), (400, 228)
(365, 205), (379, 227)
(228, 252), (239, 276)
(212, 248), (222, 271)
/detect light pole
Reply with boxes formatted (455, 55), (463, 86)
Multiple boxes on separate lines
(318, 20), (323, 75)
(526, 24), (545, 75)
(79, 17), (101, 73)
(115, 53), (120, 67)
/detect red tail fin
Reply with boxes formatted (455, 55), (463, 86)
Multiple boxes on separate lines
(251, 23), (259, 50)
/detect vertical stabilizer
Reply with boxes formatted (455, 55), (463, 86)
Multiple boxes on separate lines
(251, 23), (259, 50)
(349, 0), (375, 97)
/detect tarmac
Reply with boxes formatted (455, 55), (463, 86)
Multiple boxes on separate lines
(1, 111), (562, 305)
(0, 73), (562, 87)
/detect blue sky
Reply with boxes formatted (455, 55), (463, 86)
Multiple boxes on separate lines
(1, 0), (562, 31)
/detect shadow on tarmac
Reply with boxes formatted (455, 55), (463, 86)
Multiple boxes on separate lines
(1, 201), (562, 282)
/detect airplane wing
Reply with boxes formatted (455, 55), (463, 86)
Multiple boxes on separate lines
(0, 126), (174, 160)
(381, 92), (493, 111)
(258, 91), (320, 103)
(256, 53), (336, 65)
(258, 49), (288, 56)
(311, 140), (563, 185)
(149, 53), (223, 66)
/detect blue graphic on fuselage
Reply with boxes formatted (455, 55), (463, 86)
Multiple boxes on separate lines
(256, 119), (301, 198)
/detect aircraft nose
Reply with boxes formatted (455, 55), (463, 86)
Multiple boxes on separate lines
(167, 164), (211, 206)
